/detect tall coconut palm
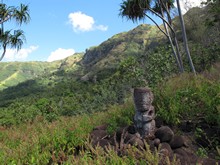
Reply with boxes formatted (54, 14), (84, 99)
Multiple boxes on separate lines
(0, 30), (25, 61)
(119, 0), (184, 72)
(119, 0), (150, 21)
(0, 2), (30, 61)
(14, 4), (30, 25)
(153, 0), (184, 72)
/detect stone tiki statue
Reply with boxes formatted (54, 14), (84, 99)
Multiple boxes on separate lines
(133, 87), (156, 138)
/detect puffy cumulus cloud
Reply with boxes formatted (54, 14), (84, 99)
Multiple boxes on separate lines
(68, 11), (108, 32)
(47, 48), (75, 62)
(175, 0), (204, 14)
(4, 45), (39, 61)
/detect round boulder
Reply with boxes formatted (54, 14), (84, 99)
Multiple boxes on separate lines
(159, 142), (173, 158)
(169, 135), (185, 149)
(155, 126), (174, 143)
(153, 138), (161, 148)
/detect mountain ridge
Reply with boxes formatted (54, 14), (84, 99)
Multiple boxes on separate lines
(0, 6), (220, 90)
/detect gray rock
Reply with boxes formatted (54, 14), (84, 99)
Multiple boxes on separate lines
(124, 133), (144, 148)
(153, 138), (161, 148)
(91, 129), (108, 142)
(155, 126), (174, 142)
(173, 148), (198, 164)
(169, 135), (185, 149)
(129, 137), (144, 148)
(159, 142), (173, 158)
(93, 124), (107, 130)
(96, 139), (110, 148)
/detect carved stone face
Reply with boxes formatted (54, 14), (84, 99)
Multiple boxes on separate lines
(142, 106), (155, 122)
(133, 88), (154, 112)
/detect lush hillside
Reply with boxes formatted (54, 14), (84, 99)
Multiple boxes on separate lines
(0, 6), (219, 164)
(0, 5), (219, 124)
(81, 24), (165, 81)
(0, 62), (55, 90)
(0, 53), (83, 90)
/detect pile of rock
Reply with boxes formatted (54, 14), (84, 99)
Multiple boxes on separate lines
(90, 87), (219, 164)
(90, 124), (218, 164)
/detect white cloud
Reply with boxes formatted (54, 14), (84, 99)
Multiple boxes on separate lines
(96, 25), (108, 31)
(68, 11), (108, 32)
(175, 0), (204, 14)
(47, 48), (75, 62)
(3, 45), (39, 61)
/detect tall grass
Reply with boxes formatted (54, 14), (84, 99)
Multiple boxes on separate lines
(154, 72), (220, 126)
(0, 100), (138, 164)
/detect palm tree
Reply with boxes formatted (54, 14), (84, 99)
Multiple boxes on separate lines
(119, 0), (196, 73)
(0, 2), (30, 61)
(153, 0), (184, 72)
(119, 0), (149, 21)
(14, 4), (31, 25)
(119, 0), (184, 72)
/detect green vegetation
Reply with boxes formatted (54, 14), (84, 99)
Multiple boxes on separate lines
(0, 5), (220, 164)
(0, 67), (219, 164)
(0, 54), (83, 90)
(0, 62), (59, 90)
(154, 72), (220, 125)
(0, 99), (180, 164)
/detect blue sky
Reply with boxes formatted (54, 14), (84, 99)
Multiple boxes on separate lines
(1, 0), (203, 62)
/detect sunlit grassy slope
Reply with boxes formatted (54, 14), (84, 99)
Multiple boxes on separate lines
(0, 54), (83, 90)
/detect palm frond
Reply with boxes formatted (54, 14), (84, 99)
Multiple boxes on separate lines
(14, 4), (30, 25)
(0, 4), (15, 24)
(119, 0), (151, 22)
(0, 30), (11, 44)
(10, 30), (25, 50)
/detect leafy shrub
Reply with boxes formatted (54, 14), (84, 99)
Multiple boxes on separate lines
(143, 46), (178, 86)
(35, 98), (59, 122)
(118, 56), (146, 87)
(106, 100), (134, 134)
(188, 43), (220, 72)
(154, 73), (220, 126)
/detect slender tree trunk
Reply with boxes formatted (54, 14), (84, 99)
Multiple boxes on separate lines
(0, 23), (5, 61)
(160, 0), (184, 72)
(147, 6), (187, 73)
(144, 12), (184, 73)
(158, 0), (183, 73)
(167, 13), (184, 73)
(0, 45), (6, 61)
(163, 21), (182, 72)
(176, 0), (196, 73)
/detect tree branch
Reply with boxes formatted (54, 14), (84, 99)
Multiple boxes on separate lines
(137, 3), (176, 35)
(144, 13), (168, 37)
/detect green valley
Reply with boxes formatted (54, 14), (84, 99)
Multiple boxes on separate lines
(0, 4), (220, 164)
